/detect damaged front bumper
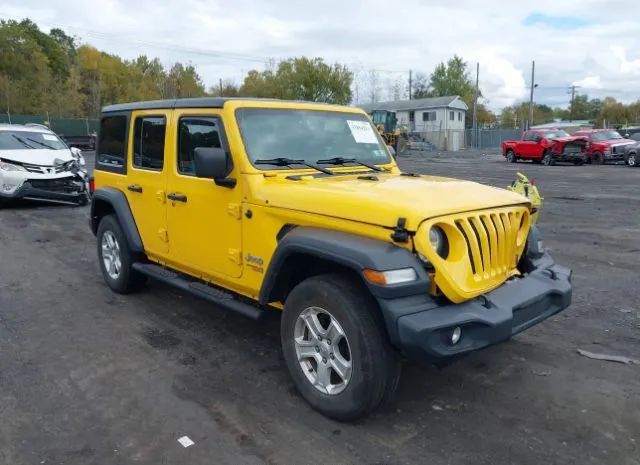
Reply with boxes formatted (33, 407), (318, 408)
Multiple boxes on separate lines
(378, 237), (572, 364)
(0, 177), (88, 205)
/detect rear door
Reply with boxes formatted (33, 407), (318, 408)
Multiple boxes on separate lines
(125, 110), (170, 258)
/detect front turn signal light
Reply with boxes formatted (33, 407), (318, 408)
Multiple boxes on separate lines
(363, 268), (418, 285)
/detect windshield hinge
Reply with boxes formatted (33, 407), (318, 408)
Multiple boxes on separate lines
(390, 217), (409, 243)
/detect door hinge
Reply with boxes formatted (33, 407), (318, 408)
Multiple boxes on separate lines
(158, 228), (168, 242)
(227, 203), (241, 220)
(228, 248), (242, 265)
(390, 217), (410, 243)
(156, 190), (166, 203)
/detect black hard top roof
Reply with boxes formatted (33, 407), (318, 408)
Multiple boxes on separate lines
(101, 97), (343, 113)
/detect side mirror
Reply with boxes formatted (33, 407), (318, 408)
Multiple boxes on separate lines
(624, 133), (630, 138)
(534, 135), (542, 142)
(194, 147), (236, 188)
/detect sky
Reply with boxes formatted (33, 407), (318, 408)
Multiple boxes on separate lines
(2, 0), (639, 111)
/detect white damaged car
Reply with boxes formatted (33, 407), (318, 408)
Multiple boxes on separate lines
(0, 124), (91, 206)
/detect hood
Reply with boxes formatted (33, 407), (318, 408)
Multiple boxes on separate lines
(254, 172), (530, 230)
(0, 148), (74, 166)
(599, 139), (635, 147)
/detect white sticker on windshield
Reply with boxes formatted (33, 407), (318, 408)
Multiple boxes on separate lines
(42, 134), (58, 141)
(347, 120), (378, 144)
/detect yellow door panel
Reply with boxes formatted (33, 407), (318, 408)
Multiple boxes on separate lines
(166, 111), (243, 279)
(125, 110), (171, 257)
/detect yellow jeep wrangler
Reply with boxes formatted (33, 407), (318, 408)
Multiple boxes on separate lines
(90, 98), (572, 420)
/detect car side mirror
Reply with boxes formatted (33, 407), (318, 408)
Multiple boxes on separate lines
(534, 135), (542, 142)
(194, 147), (236, 188)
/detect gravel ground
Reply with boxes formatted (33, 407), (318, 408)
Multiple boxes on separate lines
(0, 150), (638, 465)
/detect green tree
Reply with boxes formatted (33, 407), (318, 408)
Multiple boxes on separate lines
(239, 57), (353, 104)
(428, 55), (475, 102)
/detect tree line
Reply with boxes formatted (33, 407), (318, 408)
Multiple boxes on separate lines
(499, 95), (640, 129)
(0, 19), (354, 119)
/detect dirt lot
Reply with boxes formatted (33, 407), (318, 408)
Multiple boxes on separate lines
(1, 150), (639, 465)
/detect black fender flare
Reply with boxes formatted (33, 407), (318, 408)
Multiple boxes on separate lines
(90, 187), (144, 253)
(259, 227), (430, 304)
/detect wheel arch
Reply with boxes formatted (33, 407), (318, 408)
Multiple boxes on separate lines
(259, 227), (432, 345)
(90, 187), (144, 253)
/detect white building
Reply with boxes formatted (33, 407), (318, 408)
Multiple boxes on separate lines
(360, 96), (468, 150)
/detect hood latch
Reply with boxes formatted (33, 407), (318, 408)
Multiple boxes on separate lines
(390, 217), (409, 243)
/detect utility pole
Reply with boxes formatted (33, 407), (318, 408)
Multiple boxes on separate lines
(219, 78), (223, 95)
(408, 69), (412, 100)
(568, 85), (577, 122)
(472, 62), (479, 148)
(528, 60), (535, 130)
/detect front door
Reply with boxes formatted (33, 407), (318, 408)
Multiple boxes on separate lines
(125, 110), (170, 259)
(165, 111), (243, 279)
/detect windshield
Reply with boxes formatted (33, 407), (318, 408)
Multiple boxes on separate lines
(0, 130), (67, 150)
(542, 130), (570, 139)
(236, 109), (391, 168)
(591, 130), (623, 141)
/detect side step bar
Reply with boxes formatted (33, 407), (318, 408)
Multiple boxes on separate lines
(132, 263), (264, 320)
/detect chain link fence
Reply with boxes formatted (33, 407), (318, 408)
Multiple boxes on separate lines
(0, 113), (99, 137)
(407, 129), (524, 151)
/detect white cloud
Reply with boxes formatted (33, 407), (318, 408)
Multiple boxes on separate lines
(2, 0), (639, 110)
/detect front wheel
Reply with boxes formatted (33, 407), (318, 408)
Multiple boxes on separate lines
(281, 274), (400, 421)
(628, 153), (637, 167)
(592, 152), (605, 165)
(542, 153), (554, 166)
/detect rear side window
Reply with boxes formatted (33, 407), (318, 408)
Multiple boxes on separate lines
(133, 116), (166, 170)
(98, 115), (127, 170)
(177, 117), (223, 175)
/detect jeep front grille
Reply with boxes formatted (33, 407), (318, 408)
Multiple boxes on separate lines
(416, 205), (530, 303)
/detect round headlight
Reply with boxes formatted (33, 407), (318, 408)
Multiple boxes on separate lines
(429, 226), (448, 258)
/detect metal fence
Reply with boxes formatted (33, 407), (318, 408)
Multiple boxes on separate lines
(408, 128), (523, 151)
(0, 113), (99, 136)
(465, 129), (523, 150)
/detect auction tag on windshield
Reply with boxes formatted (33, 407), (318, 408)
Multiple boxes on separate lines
(347, 120), (378, 144)
(42, 134), (58, 141)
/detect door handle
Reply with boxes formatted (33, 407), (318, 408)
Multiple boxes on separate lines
(167, 193), (188, 203)
(127, 184), (143, 193)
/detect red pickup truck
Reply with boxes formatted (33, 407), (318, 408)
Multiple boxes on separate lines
(502, 129), (588, 165)
(572, 129), (636, 164)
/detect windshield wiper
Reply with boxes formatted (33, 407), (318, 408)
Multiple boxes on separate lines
(11, 134), (35, 149)
(254, 157), (334, 175)
(316, 156), (382, 172)
(26, 137), (56, 150)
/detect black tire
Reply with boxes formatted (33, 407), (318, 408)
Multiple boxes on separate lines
(281, 273), (400, 421)
(592, 151), (605, 165)
(96, 214), (146, 294)
(542, 153), (554, 166)
(506, 150), (516, 163)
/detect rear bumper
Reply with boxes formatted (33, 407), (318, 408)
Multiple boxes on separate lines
(382, 257), (571, 364)
(0, 181), (85, 204)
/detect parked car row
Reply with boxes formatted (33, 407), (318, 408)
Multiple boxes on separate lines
(502, 129), (640, 167)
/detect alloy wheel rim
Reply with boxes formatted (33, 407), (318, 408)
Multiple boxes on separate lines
(294, 306), (352, 395)
(101, 231), (122, 280)
(629, 155), (636, 166)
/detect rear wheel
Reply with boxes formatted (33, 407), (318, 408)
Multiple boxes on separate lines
(281, 274), (400, 421)
(97, 214), (146, 294)
(506, 150), (516, 163)
(592, 151), (605, 165)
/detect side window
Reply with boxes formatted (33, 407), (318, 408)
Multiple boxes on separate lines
(631, 133), (640, 141)
(177, 117), (223, 175)
(97, 115), (127, 171)
(431, 111), (436, 121)
(449, 111), (454, 121)
(523, 132), (536, 141)
(458, 112), (462, 121)
(133, 116), (166, 170)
